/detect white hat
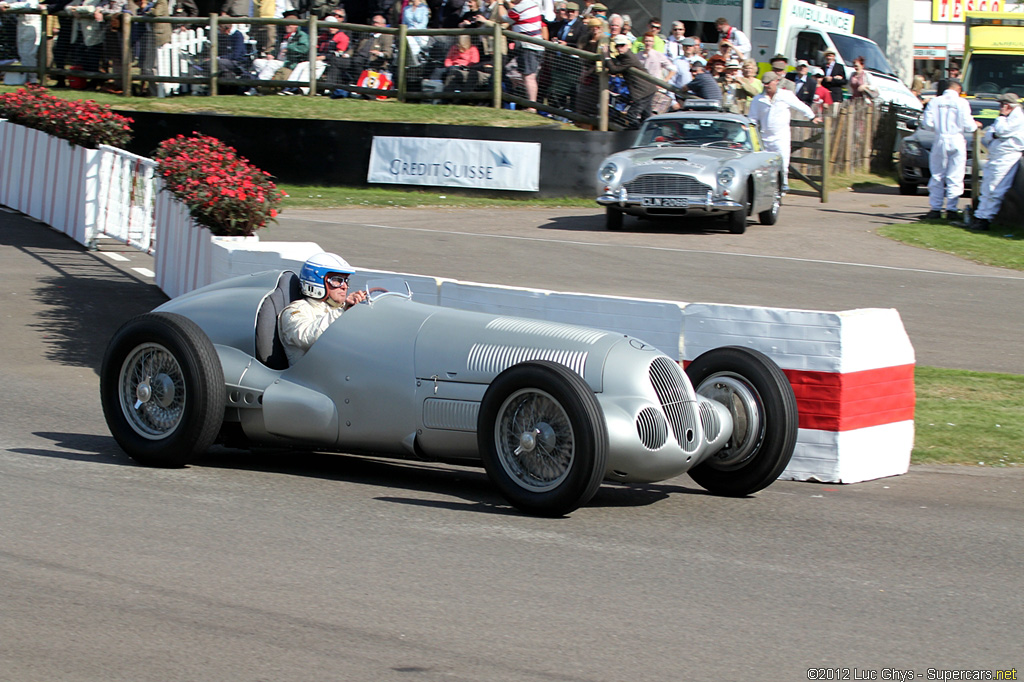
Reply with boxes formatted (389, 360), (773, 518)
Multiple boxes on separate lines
(690, 56), (706, 66)
(612, 34), (631, 45)
(725, 59), (740, 69)
(796, 59), (810, 67)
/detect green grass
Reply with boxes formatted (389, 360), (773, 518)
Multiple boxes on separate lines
(278, 184), (594, 209)
(879, 219), (1024, 271)
(0, 85), (574, 128)
(790, 170), (899, 194)
(912, 366), (1024, 466)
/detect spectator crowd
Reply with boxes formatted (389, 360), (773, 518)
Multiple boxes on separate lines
(2, 0), (865, 125)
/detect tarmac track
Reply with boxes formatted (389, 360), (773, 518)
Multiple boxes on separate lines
(1, 191), (1022, 681)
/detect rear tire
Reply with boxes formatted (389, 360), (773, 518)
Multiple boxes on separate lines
(478, 361), (608, 517)
(758, 184), (781, 225)
(101, 313), (225, 467)
(685, 347), (798, 496)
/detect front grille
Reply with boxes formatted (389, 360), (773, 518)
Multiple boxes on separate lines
(648, 357), (698, 452)
(624, 174), (711, 197)
(636, 407), (669, 450)
(699, 400), (722, 443)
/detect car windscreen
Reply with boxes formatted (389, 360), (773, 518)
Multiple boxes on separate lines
(827, 32), (896, 76)
(635, 119), (753, 149)
(963, 54), (1024, 96)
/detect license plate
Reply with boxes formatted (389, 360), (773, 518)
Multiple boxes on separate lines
(642, 197), (689, 208)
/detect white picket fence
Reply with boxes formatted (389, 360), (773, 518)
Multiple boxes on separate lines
(155, 28), (207, 97)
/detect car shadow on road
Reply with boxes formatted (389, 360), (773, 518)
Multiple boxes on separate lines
(0, 214), (168, 373)
(20, 432), (713, 517)
(14, 432), (136, 465)
(541, 213), (743, 235)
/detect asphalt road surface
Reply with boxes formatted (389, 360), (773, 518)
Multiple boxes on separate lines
(1, 196), (1022, 682)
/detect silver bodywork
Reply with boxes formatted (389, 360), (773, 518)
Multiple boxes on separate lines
(596, 112), (783, 219)
(156, 270), (734, 484)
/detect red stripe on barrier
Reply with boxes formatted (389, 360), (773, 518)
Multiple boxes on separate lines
(682, 361), (915, 432)
(786, 364), (915, 431)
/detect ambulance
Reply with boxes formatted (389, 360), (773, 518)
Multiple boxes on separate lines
(661, 0), (922, 110)
(961, 11), (1024, 122)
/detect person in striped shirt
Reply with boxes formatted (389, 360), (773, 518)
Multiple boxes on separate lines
(500, 0), (544, 111)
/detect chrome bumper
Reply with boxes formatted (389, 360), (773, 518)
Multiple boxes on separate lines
(596, 190), (744, 212)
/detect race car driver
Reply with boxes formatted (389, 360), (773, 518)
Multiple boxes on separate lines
(278, 252), (367, 365)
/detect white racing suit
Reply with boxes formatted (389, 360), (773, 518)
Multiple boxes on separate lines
(975, 105), (1024, 221)
(748, 88), (816, 191)
(277, 297), (346, 366)
(920, 89), (978, 212)
(2, 0), (41, 85)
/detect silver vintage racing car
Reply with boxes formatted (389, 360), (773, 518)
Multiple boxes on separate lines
(596, 112), (785, 234)
(101, 270), (798, 516)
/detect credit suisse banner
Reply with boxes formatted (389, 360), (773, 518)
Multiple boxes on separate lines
(367, 137), (541, 192)
(932, 0), (1003, 22)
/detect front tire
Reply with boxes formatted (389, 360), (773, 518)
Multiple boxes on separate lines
(606, 206), (624, 231)
(478, 361), (608, 517)
(685, 347), (798, 496)
(100, 313), (225, 467)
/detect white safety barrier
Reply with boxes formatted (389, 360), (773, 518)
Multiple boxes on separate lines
(0, 120), (100, 245)
(95, 145), (158, 253)
(1, 121), (916, 484)
(0, 122), (158, 252)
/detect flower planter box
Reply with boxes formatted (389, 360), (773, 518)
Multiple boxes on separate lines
(0, 121), (100, 246)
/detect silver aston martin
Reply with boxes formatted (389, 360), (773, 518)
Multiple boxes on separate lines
(101, 270), (799, 516)
(596, 112), (785, 234)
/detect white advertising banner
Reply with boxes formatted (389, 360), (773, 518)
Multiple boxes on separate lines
(367, 137), (541, 192)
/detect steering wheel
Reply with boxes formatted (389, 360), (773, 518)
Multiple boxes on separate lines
(976, 82), (999, 94)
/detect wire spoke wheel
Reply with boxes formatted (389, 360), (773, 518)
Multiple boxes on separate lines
(478, 361), (607, 517)
(495, 388), (575, 493)
(119, 342), (187, 439)
(101, 313), (225, 468)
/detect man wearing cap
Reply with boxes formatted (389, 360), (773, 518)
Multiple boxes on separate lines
(919, 79), (978, 220)
(678, 59), (721, 103)
(785, 59), (815, 105)
(748, 71), (820, 192)
(769, 54), (796, 92)
(821, 49), (846, 102)
(668, 36), (697, 89)
(970, 93), (1024, 230)
(607, 33), (657, 125)
(552, 0), (584, 45)
(715, 16), (749, 60)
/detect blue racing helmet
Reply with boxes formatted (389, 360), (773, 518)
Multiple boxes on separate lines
(299, 252), (354, 300)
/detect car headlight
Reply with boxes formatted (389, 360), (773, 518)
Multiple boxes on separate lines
(599, 162), (620, 184)
(903, 140), (923, 155)
(717, 167), (736, 186)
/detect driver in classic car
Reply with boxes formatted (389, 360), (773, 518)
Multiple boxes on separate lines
(278, 252), (367, 364)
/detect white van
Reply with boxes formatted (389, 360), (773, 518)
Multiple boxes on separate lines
(755, 0), (922, 110)
(661, 0), (922, 110)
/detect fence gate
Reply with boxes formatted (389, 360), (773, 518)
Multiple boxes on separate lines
(789, 120), (830, 203)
